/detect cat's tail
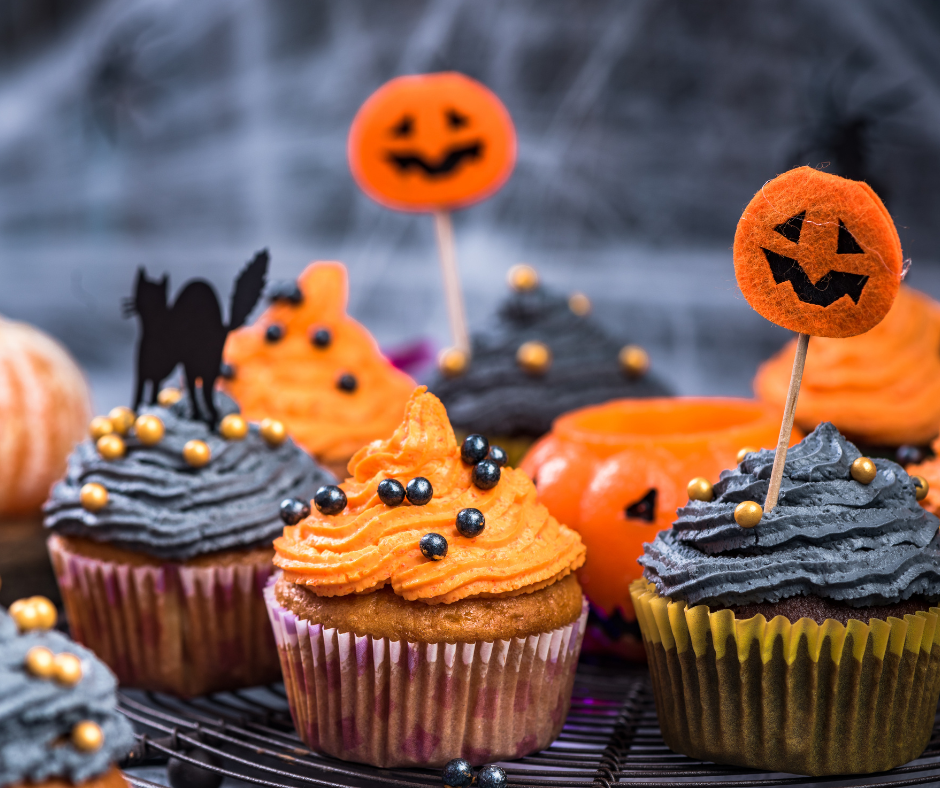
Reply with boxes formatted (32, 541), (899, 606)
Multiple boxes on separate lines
(228, 249), (269, 331)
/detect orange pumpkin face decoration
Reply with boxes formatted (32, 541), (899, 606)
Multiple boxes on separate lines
(734, 166), (903, 338)
(348, 72), (516, 212)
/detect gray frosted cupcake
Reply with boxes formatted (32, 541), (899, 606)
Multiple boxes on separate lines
(430, 266), (671, 464)
(632, 422), (940, 776)
(43, 390), (333, 697)
(1, 598), (134, 787)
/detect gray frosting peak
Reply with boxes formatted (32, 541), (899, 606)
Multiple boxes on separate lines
(44, 392), (334, 560)
(430, 283), (671, 437)
(639, 422), (940, 607)
(0, 608), (134, 786)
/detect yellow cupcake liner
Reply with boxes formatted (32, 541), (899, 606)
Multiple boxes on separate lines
(630, 579), (940, 776)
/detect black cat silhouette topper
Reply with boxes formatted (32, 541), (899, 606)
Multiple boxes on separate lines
(124, 250), (269, 428)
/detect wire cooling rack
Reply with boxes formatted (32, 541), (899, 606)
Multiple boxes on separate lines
(117, 660), (940, 788)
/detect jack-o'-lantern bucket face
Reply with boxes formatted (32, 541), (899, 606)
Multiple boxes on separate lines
(734, 166), (903, 338)
(348, 72), (516, 212)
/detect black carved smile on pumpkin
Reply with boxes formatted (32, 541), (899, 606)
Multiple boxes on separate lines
(761, 211), (869, 307)
(385, 142), (484, 178)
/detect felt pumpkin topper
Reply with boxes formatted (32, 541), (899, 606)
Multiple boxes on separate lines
(734, 166), (903, 511)
(348, 72), (517, 357)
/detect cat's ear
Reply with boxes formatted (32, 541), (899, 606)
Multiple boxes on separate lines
(134, 267), (146, 286)
(160, 274), (169, 293)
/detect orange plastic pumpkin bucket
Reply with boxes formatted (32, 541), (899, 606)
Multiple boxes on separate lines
(522, 397), (799, 659)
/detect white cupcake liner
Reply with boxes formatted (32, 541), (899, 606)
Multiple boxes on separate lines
(264, 574), (588, 767)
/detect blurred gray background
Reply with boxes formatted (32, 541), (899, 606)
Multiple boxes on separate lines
(2, 0), (940, 413)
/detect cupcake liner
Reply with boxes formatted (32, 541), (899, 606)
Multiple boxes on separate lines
(630, 579), (940, 776)
(48, 535), (281, 697)
(264, 575), (588, 767)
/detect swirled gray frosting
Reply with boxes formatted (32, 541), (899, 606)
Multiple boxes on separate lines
(44, 392), (334, 560)
(639, 422), (940, 608)
(0, 608), (134, 785)
(430, 282), (671, 437)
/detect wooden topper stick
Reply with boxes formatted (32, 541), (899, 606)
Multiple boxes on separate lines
(765, 332), (810, 512)
(433, 211), (470, 354)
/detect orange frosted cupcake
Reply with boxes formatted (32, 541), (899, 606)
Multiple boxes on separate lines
(755, 285), (940, 448)
(222, 262), (415, 476)
(265, 387), (587, 767)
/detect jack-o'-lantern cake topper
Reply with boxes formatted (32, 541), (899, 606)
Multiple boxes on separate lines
(734, 165), (903, 339)
(733, 165), (903, 515)
(348, 72), (516, 212)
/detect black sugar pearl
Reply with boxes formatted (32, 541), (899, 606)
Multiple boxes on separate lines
(488, 445), (507, 467)
(477, 765), (507, 788)
(167, 750), (223, 788)
(377, 478), (406, 506)
(442, 758), (474, 788)
(472, 460), (501, 490)
(312, 328), (332, 348)
(269, 281), (304, 305)
(406, 477), (433, 505)
(461, 434), (489, 464)
(219, 362), (235, 380)
(314, 485), (347, 515)
(897, 445), (926, 466)
(456, 507), (485, 537)
(280, 498), (311, 525)
(337, 373), (357, 393)
(265, 324), (285, 343)
(420, 532), (448, 560)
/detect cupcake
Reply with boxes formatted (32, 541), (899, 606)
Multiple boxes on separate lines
(222, 261), (416, 477)
(0, 314), (91, 517)
(265, 386), (587, 767)
(633, 422), (940, 776)
(754, 285), (940, 450)
(430, 265), (671, 466)
(522, 397), (790, 660)
(43, 391), (333, 696)
(1, 594), (134, 787)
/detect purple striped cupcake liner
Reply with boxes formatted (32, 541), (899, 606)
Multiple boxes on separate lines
(264, 573), (588, 767)
(48, 534), (281, 697)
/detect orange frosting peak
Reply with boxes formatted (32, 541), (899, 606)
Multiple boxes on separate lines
(274, 387), (586, 604)
(222, 262), (415, 466)
(754, 286), (940, 446)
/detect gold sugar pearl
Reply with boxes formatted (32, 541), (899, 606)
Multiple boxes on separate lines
(219, 414), (248, 441)
(108, 407), (135, 436)
(53, 653), (83, 686)
(71, 721), (104, 752)
(687, 477), (714, 502)
(88, 416), (114, 441)
(260, 418), (287, 447)
(134, 414), (165, 446)
(734, 501), (763, 529)
(96, 434), (125, 461)
(736, 446), (758, 464)
(157, 387), (182, 406)
(850, 456), (877, 485)
(913, 475), (930, 502)
(80, 483), (109, 512)
(24, 646), (56, 679)
(10, 596), (57, 631)
(619, 345), (649, 377)
(438, 347), (469, 378)
(516, 341), (552, 375)
(183, 440), (211, 467)
(568, 292), (592, 316)
(507, 264), (539, 292)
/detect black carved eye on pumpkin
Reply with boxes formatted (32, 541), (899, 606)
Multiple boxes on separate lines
(446, 108), (469, 130)
(761, 212), (869, 308)
(625, 488), (657, 523)
(390, 115), (414, 138)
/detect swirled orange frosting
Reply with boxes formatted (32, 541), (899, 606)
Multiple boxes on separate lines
(222, 262), (415, 466)
(754, 286), (940, 446)
(274, 386), (586, 604)
(908, 440), (940, 517)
